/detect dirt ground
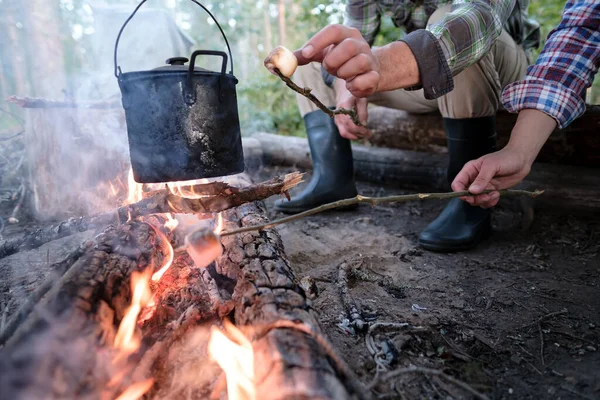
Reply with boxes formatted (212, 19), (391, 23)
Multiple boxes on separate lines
(258, 166), (600, 400)
(0, 159), (598, 400)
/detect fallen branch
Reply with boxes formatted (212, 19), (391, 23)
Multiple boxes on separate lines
(367, 365), (490, 400)
(221, 189), (544, 237)
(7, 95), (121, 109)
(118, 172), (303, 221)
(274, 69), (365, 127)
(0, 172), (303, 260)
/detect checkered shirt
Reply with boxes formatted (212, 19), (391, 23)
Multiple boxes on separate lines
(502, 0), (600, 128)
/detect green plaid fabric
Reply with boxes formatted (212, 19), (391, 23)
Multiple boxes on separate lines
(344, 0), (540, 76)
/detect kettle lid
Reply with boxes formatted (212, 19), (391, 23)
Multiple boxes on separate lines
(152, 57), (209, 72)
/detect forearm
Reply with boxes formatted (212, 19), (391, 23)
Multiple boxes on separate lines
(505, 109), (557, 165)
(372, 42), (419, 91)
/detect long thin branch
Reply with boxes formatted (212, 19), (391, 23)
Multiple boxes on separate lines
(274, 69), (365, 127)
(221, 189), (544, 237)
(367, 365), (490, 400)
(0, 173), (304, 260)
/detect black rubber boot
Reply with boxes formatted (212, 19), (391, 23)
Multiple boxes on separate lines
(274, 110), (358, 214)
(418, 116), (497, 252)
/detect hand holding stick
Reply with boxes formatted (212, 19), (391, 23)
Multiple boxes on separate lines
(265, 46), (365, 127)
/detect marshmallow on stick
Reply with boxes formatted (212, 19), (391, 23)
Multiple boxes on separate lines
(185, 229), (223, 269)
(264, 46), (298, 77)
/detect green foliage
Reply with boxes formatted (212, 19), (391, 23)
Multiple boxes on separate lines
(238, 73), (304, 137)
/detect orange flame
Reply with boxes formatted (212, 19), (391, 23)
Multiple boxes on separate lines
(151, 227), (174, 282)
(127, 169), (143, 205)
(214, 213), (224, 235)
(115, 378), (154, 400)
(167, 178), (211, 199)
(208, 321), (255, 400)
(114, 268), (153, 353)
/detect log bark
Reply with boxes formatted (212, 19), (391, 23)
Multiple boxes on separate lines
(245, 133), (600, 213)
(214, 202), (364, 399)
(0, 172), (303, 260)
(364, 105), (600, 168)
(0, 220), (171, 398)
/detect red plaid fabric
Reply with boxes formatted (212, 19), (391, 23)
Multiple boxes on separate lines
(502, 0), (600, 129)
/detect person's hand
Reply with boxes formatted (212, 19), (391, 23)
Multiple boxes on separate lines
(294, 24), (380, 98)
(451, 146), (533, 208)
(452, 109), (558, 208)
(334, 80), (371, 140)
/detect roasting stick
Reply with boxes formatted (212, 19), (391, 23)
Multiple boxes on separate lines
(264, 46), (365, 127)
(220, 189), (544, 237)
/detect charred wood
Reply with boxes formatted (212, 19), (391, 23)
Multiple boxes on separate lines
(0, 173), (303, 260)
(0, 220), (170, 398)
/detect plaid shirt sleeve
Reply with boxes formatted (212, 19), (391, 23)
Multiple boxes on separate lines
(502, 0), (600, 129)
(343, 0), (381, 46)
(400, 0), (518, 99)
(427, 0), (517, 75)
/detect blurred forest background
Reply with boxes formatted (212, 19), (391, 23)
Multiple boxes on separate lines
(0, 0), (598, 137)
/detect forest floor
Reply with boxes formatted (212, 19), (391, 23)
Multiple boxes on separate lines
(258, 165), (600, 400)
(0, 145), (598, 399)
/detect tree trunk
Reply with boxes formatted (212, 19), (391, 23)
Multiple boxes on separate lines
(4, 1), (31, 96)
(263, 0), (273, 52)
(365, 105), (600, 168)
(245, 133), (600, 213)
(277, 0), (286, 46)
(22, 0), (67, 98)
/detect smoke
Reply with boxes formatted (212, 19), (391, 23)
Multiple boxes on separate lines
(21, 3), (196, 220)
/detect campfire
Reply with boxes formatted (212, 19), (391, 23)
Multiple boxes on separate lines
(0, 157), (370, 400)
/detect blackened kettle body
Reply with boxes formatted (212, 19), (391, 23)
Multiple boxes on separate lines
(114, 0), (244, 183)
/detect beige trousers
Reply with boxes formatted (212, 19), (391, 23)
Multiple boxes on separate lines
(294, 5), (529, 119)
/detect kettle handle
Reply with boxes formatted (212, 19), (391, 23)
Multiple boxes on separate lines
(183, 50), (228, 105)
(114, 0), (235, 78)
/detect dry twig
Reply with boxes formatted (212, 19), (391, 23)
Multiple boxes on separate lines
(222, 189), (544, 237)
(368, 365), (490, 400)
(274, 69), (365, 127)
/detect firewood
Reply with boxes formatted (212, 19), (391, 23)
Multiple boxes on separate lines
(0, 172), (303, 260)
(207, 201), (367, 399)
(0, 220), (171, 398)
(0, 174), (364, 399)
(141, 178), (365, 399)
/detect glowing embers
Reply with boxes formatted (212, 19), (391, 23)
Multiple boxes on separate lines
(150, 226), (175, 283)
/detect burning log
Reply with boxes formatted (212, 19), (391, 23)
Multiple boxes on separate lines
(136, 176), (366, 399)
(0, 173), (364, 399)
(0, 219), (171, 398)
(204, 201), (367, 400)
(0, 172), (303, 260)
